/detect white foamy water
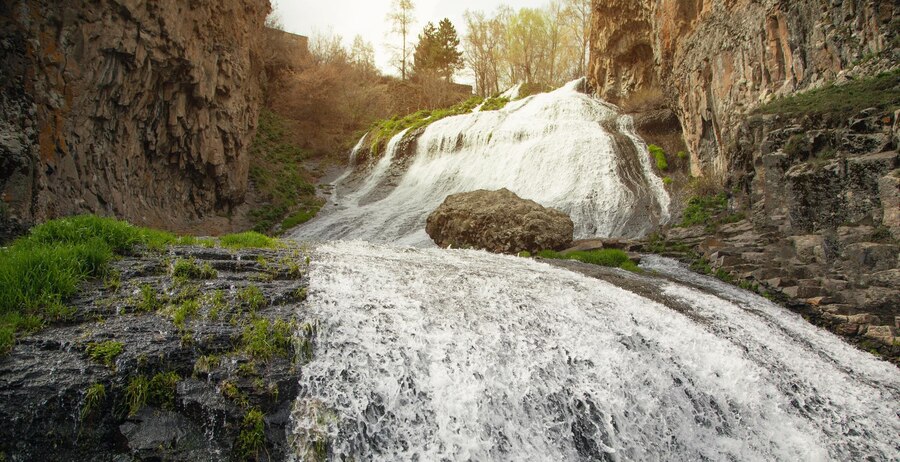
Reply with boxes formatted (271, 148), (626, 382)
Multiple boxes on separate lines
(291, 80), (670, 246)
(291, 241), (900, 461)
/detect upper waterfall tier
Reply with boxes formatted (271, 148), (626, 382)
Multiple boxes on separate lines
(291, 80), (670, 246)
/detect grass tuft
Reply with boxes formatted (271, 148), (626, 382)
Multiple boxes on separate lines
(86, 340), (124, 368)
(220, 232), (278, 250)
(80, 383), (106, 421)
(125, 375), (149, 416)
(536, 249), (641, 272)
(236, 408), (266, 460)
(148, 371), (180, 410)
(649, 144), (668, 171)
(242, 318), (294, 362)
(171, 258), (218, 280)
(238, 286), (267, 311)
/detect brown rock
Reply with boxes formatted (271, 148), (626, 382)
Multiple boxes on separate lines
(425, 189), (575, 254)
(0, 0), (269, 230)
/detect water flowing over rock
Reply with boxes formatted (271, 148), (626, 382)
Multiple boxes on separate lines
(291, 80), (670, 245)
(425, 188), (574, 253)
(0, 0), (269, 232)
(291, 241), (900, 461)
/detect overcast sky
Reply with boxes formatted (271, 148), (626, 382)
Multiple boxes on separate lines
(271, 0), (549, 80)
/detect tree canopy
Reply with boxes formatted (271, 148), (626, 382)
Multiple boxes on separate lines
(413, 18), (464, 81)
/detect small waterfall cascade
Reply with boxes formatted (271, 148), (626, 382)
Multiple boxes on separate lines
(289, 242), (900, 461)
(291, 80), (670, 246)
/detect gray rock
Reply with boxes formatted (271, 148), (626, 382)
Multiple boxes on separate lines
(426, 189), (574, 254)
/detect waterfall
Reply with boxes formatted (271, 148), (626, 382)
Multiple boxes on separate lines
(291, 80), (670, 246)
(290, 241), (900, 461)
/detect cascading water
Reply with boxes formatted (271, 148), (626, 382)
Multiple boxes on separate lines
(291, 242), (900, 461)
(291, 80), (670, 246)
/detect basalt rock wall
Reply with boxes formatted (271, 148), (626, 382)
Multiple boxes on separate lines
(0, 0), (270, 237)
(588, 0), (896, 176)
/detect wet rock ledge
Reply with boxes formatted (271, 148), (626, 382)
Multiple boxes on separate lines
(0, 243), (313, 461)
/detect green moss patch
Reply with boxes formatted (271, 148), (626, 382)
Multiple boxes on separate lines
(756, 69), (900, 118)
(221, 232), (278, 250)
(86, 340), (124, 368)
(536, 249), (641, 273)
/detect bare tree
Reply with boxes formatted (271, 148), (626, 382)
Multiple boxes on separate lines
(387, 0), (416, 80)
(350, 35), (376, 73)
(562, 0), (592, 78)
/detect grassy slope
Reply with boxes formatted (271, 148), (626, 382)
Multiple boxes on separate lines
(755, 69), (900, 118)
(248, 109), (324, 235)
(0, 216), (277, 354)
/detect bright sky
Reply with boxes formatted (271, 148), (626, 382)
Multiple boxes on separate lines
(271, 0), (549, 80)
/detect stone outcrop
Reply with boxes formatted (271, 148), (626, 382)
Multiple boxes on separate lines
(0, 244), (310, 460)
(588, 0), (897, 176)
(0, 0), (269, 237)
(426, 189), (575, 254)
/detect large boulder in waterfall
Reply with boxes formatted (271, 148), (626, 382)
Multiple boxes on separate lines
(426, 189), (574, 254)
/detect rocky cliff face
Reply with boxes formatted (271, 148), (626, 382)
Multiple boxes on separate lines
(0, 0), (269, 236)
(589, 0), (900, 356)
(589, 0), (896, 175)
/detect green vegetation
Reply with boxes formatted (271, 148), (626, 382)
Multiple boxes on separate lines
(648, 144), (668, 171)
(535, 249), (641, 273)
(242, 318), (294, 362)
(681, 193), (729, 227)
(194, 354), (221, 376)
(171, 299), (200, 330)
(148, 371), (180, 410)
(86, 340), (124, 368)
(0, 216), (181, 354)
(125, 375), (150, 417)
(80, 383), (106, 421)
(207, 290), (228, 321)
(677, 151), (689, 160)
(663, 176), (673, 186)
(249, 109), (323, 235)
(221, 232), (278, 250)
(367, 93), (517, 160)
(238, 286), (267, 311)
(221, 380), (249, 408)
(137, 284), (164, 313)
(756, 69), (900, 118)
(236, 408), (266, 460)
(281, 209), (319, 230)
(171, 258), (218, 280)
(480, 96), (510, 111)
(515, 82), (551, 100)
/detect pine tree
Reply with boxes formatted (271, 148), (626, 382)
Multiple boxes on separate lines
(413, 18), (463, 81)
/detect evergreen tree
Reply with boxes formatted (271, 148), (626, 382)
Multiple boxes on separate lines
(413, 18), (463, 81)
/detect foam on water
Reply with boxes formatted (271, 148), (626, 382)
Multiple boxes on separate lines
(291, 80), (670, 246)
(290, 241), (900, 461)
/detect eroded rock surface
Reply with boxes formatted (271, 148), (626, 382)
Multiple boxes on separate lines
(426, 189), (575, 254)
(0, 0), (269, 235)
(0, 244), (310, 461)
(589, 0), (897, 175)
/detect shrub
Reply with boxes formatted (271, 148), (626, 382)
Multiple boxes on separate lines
(86, 340), (124, 367)
(221, 232), (278, 249)
(648, 144), (668, 171)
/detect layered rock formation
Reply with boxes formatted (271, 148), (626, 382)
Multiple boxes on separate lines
(0, 0), (269, 236)
(426, 189), (575, 254)
(589, 0), (896, 175)
(589, 0), (899, 356)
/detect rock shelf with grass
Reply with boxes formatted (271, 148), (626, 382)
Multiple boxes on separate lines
(0, 216), (314, 460)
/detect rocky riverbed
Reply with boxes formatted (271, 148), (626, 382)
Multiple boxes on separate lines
(0, 243), (312, 461)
